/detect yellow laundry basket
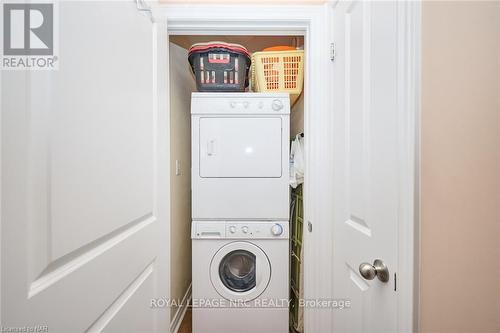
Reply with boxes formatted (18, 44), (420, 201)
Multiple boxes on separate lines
(251, 50), (304, 105)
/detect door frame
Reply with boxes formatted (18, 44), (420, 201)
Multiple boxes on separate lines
(151, 2), (420, 332)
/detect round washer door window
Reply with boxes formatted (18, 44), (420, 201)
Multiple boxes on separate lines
(210, 242), (271, 302)
(219, 249), (256, 292)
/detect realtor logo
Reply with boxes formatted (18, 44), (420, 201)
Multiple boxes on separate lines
(2, 2), (58, 69)
(4, 3), (53, 55)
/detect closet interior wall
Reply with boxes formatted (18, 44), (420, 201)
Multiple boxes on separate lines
(169, 42), (196, 321)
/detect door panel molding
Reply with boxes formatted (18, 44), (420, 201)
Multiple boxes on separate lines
(344, 0), (372, 240)
(86, 260), (156, 333)
(28, 213), (155, 299)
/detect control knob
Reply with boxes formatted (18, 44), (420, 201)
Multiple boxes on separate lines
(271, 224), (284, 236)
(271, 99), (284, 111)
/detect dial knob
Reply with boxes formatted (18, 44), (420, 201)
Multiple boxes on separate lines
(229, 225), (236, 234)
(242, 226), (249, 234)
(271, 224), (283, 236)
(271, 99), (284, 111)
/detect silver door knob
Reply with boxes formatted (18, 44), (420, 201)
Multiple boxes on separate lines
(359, 259), (390, 283)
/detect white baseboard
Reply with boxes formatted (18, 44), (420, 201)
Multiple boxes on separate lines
(170, 283), (192, 333)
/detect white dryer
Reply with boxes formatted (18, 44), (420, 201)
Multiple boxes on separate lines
(191, 220), (289, 333)
(191, 92), (290, 220)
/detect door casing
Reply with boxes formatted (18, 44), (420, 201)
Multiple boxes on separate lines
(151, 2), (420, 332)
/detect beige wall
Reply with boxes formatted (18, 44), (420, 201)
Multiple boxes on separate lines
(421, 1), (500, 332)
(169, 42), (196, 320)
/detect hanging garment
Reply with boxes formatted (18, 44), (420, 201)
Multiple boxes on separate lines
(290, 134), (304, 188)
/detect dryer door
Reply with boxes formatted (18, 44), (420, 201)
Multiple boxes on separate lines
(210, 241), (271, 302)
(199, 117), (282, 178)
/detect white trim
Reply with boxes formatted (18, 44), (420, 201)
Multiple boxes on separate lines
(395, 1), (421, 332)
(300, 8), (335, 333)
(170, 283), (192, 333)
(0, 48), (2, 327)
(153, 16), (172, 331)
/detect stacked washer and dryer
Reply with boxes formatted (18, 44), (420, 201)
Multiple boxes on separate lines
(191, 92), (290, 333)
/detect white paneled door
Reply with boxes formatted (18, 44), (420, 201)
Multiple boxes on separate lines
(331, 1), (410, 332)
(1, 1), (169, 332)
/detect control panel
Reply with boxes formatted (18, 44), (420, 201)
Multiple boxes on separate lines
(192, 221), (289, 239)
(228, 98), (284, 112)
(191, 92), (290, 115)
(225, 222), (287, 238)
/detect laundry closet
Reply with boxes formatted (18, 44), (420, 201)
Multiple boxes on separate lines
(168, 35), (305, 333)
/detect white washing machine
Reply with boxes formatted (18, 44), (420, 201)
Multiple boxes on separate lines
(191, 92), (290, 220)
(191, 220), (289, 333)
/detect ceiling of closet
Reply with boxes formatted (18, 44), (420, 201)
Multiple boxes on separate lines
(169, 35), (304, 53)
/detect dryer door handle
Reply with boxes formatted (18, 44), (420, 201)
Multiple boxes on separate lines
(207, 139), (216, 156)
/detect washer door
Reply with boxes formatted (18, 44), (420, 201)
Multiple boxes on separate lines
(210, 241), (271, 302)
